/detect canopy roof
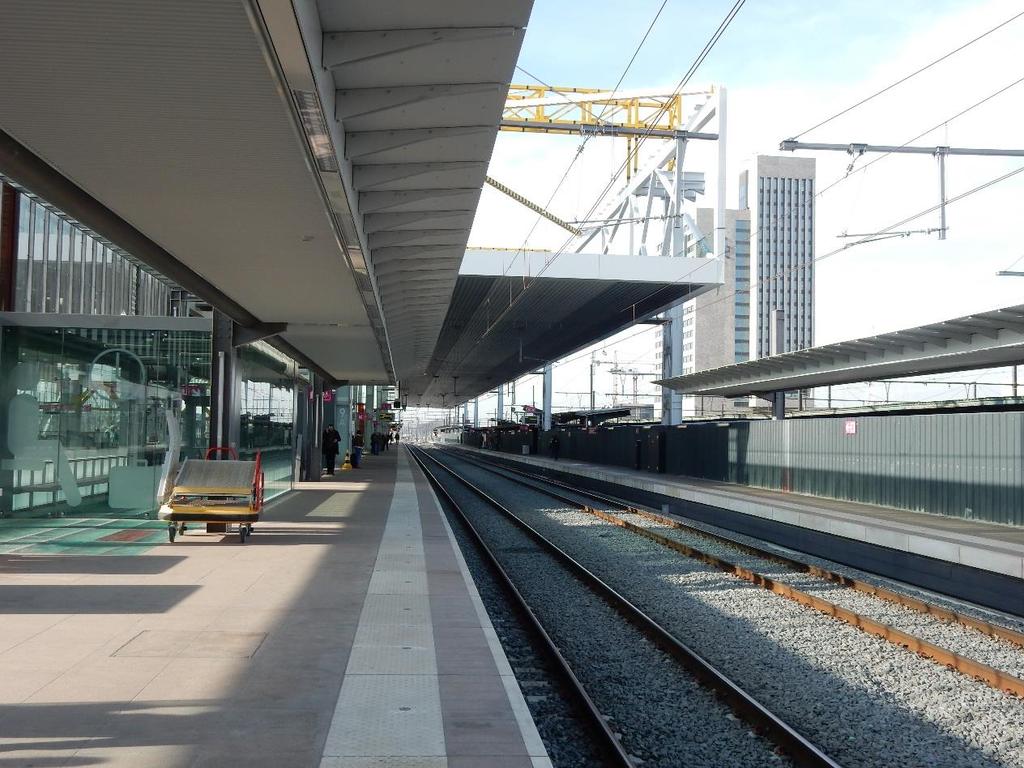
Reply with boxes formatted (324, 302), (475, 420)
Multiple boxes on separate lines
(658, 304), (1024, 397)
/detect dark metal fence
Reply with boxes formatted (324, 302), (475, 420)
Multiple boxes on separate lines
(475, 412), (1024, 526)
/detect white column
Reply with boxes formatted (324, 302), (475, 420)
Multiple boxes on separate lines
(715, 85), (728, 261)
(661, 306), (684, 425)
(496, 385), (504, 423)
(473, 398), (479, 428)
(541, 364), (553, 431)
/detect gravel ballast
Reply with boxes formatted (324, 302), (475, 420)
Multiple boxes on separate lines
(433, 472), (608, 768)
(426, 453), (792, 768)
(434, 450), (1024, 768)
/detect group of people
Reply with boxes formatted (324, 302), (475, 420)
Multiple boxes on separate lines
(321, 425), (400, 474)
(368, 430), (397, 456)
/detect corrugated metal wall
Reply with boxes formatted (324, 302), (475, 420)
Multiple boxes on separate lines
(484, 412), (1024, 526)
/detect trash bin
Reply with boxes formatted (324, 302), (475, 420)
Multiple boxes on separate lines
(352, 447), (363, 468)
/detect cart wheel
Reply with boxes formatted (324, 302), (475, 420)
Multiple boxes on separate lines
(168, 525), (176, 543)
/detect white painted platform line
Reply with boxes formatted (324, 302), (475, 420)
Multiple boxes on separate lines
(321, 457), (446, 765)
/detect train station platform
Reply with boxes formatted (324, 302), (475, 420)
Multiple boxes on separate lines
(455, 445), (1024, 611)
(0, 446), (547, 768)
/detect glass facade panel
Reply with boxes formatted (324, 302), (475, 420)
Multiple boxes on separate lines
(0, 323), (212, 519)
(15, 198), (30, 309)
(29, 204), (45, 312)
(44, 212), (59, 312)
(11, 192), (175, 318)
(238, 344), (297, 499)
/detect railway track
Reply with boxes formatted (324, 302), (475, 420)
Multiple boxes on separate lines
(443, 446), (1024, 697)
(427, 445), (1024, 768)
(410, 445), (842, 768)
(412, 448), (633, 768)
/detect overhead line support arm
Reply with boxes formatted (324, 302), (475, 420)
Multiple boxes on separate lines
(502, 120), (717, 141)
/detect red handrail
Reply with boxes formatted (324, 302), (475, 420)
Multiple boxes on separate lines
(251, 451), (264, 510)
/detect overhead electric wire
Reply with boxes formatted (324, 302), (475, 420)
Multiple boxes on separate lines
(623, 162), (1024, 349)
(816, 72), (1024, 197)
(611, 71), (1024, 332)
(789, 9), (1024, 140)
(457, 0), (747, 376)
(498, 0), (670, 275)
(446, 0), (673, 381)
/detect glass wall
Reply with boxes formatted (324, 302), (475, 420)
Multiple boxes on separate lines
(0, 323), (211, 519)
(14, 194), (173, 316)
(238, 343), (299, 499)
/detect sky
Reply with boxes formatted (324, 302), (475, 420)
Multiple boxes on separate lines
(442, 0), (1024, 425)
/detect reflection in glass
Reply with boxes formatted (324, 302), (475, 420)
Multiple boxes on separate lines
(0, 325), (211, 519)
(239, 343), (296, 499)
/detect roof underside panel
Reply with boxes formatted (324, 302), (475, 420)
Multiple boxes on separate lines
(0, 1), (533, 385)
(320, 1), (533, 384)
(405, 271), (714, 407)
(0, 1), (389, 378)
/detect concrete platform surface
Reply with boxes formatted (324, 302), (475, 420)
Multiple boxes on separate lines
(456, 445), (1024, 581)
(0, 446), (548, 768)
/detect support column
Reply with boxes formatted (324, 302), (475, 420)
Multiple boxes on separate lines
(772, 392), (786, 420)
(312, 376), (324, 479)
(769, 308), (786, 419)
(0, 183), (17, 312)
(589, 355), (596, 411)
(541, 364), (553, 431)
(297, 377), (319, 482)
(210, 310), (240, 454)
(715, 86), (728, 261)
(335, 385), (353, 462)
(496, 385), (504, 424)
(662, 306), (684, 425)
(209, 310), (241, 529)
(473, 398), (479, 428)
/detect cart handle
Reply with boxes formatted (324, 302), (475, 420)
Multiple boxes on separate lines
(205, 446), (238, 460)
(251, 451), (264, 510)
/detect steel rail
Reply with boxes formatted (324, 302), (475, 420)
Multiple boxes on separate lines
(418, 447), (842, 768)
(446, 448), (1024, 698)
(451, 448), (1024, 647)
(407, 447), (634, 768)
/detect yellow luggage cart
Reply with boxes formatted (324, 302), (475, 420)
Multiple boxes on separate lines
(159, 447), (264, 543)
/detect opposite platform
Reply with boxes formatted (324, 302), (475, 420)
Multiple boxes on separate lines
(454, 444), (1024, 614)
(0, 446), (547, 767)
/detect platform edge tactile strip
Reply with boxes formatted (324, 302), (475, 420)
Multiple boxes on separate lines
(321, 454), (445, 761)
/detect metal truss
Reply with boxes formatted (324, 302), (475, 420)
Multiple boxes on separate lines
(569, 86), (726, 262)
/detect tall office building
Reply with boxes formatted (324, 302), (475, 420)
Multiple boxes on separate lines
(670, 155), (815, 418)
(741, 155), (816, 359)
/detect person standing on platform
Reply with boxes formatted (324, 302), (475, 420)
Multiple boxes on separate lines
(322, 424), (341, 475)
(394, 431), (400, 444)
(352, 432), (364, 468)
(549, 433), (561, 461)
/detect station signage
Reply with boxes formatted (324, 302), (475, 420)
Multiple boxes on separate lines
(844, 419), (857, 436)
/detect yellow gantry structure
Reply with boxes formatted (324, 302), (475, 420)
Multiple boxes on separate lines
(499, 84), (712, 178)
(489, 84), (717, 222)
(501, 84), (686, 135)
